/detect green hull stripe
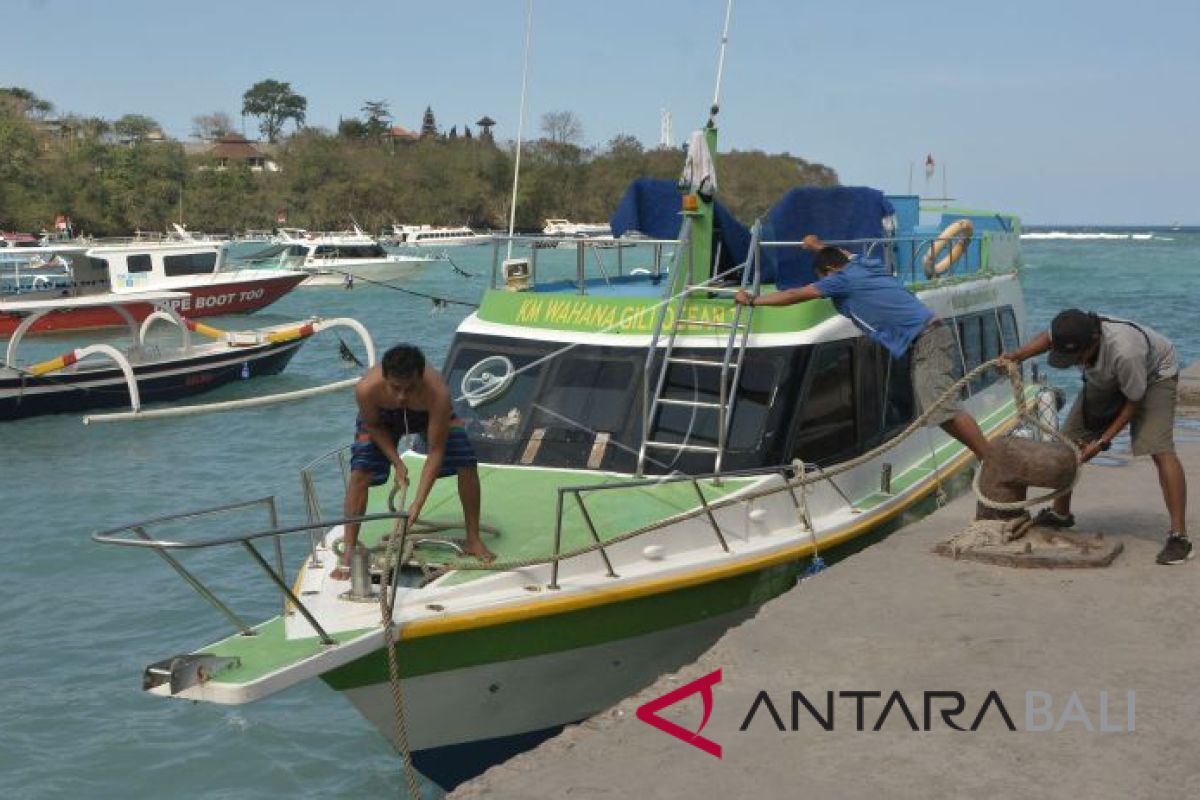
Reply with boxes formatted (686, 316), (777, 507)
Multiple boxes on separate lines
(476, 289), (837, 336)
(321, 561), (798, 690)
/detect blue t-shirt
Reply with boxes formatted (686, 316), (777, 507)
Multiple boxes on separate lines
(811, 256), (934, 358)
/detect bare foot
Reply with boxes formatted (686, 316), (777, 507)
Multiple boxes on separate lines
(462, 540), (495, 563)
(330, 565), (350, 581)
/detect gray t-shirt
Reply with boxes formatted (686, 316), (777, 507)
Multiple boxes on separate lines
(1082, 318), (1178, 401)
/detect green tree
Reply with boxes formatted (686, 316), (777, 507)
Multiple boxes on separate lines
(361, 100), (392, 140)
(242, 79), (307, 143)
(338, 118), (368, 140)
(0, 87), (53, 118)
(113, 114), (161, 143)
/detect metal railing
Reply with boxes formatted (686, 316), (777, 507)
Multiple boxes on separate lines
(92, 496), (408, 646)
(545, 462), (802, 589)
(756, 231), (1021, 286)
(0, 256), (77, 297)
(488, 235), (680, 293)
(483, 228), (1018, 296)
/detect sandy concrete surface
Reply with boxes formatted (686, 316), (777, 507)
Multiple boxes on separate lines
(454, 437), (1200, 800)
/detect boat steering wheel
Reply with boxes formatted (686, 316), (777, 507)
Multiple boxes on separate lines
(460, 355), (516, 408)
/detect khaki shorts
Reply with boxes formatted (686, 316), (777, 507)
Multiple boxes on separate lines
(911, 323), (962, 428)
(1061, 376), (1178, 456)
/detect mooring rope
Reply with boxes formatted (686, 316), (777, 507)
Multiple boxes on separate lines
(328, 269), (479, 308)
(378, 482), (423, 800)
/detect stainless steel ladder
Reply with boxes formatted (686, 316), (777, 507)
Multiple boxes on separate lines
(636, 223), (762, 476)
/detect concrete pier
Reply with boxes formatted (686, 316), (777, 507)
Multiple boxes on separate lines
(454, 434), (1200, 799)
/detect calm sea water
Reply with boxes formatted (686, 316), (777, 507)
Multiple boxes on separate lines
(2, 229), (1197, 799)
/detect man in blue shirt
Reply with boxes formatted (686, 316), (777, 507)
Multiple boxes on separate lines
(735, 236), (989, 461)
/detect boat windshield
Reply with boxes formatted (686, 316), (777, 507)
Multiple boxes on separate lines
(446, 338), (644, 470)
(443, 334), (789, 472)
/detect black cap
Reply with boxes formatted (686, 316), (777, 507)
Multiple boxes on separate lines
(1048, 309), (1100, 368)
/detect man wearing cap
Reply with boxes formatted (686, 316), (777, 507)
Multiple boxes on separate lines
(735, 235), (991, 462)
(1002, 309), (1190, 565)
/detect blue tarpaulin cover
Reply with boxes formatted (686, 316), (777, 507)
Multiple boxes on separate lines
(610, 178), (751, 276)
(764, 187), (895, 288)
(610, 180), (893, 287)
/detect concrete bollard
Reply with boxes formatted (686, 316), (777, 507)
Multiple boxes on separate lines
(976, 437), (1077, 521)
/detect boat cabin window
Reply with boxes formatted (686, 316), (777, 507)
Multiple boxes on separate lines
(163, 251), (217, 276)
(527, 356), (639, 468)
(445, 344), (547, 463)
(653, 349), (785, 459)
(87, 257), (109, 272)
(998, 306), (1019, 351)
(859, 341), (915, 450)
(127, 254), (152, 274)
(954, 307), (1014, 393)
(791, 342), (857, 466)
(314, 244), (387, 259)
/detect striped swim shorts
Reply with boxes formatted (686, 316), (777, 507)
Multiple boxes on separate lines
(350, 417), (478, 486)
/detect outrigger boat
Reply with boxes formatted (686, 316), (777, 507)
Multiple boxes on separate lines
(0, 236), (307, 336)
(1, 291), (374, 422)
(94, 29), (1038, 795)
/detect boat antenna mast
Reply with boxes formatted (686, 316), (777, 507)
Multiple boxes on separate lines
(709, 0), (734, 127)
(682, 0), (734, 285)
(505, 0), (535, 260)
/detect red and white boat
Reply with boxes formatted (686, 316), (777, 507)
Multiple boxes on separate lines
(0, 237), (306, 336)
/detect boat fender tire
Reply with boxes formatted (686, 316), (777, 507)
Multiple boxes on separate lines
(924, 218), (974, 278)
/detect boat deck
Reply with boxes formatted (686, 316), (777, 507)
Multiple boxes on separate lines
(357, 458), (753, 587)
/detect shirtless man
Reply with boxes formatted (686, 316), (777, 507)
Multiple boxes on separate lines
(334, 344), (492, 579)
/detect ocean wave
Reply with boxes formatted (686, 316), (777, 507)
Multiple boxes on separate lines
(1021, 231), (1163, 241)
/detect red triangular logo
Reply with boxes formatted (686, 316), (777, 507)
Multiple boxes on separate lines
(635, 668), (723, 758)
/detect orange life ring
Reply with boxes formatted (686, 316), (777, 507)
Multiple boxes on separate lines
(924, 218), (974, 277)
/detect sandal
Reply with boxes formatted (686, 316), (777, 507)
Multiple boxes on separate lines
(1033, 508), (1075, 529)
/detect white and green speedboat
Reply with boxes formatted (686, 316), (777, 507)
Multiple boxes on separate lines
(97, 122), (1035, 789)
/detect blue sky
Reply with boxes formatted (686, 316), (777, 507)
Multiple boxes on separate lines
(5, 0), (1199, 224)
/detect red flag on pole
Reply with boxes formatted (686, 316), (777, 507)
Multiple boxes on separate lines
(924, 154), (935, 180)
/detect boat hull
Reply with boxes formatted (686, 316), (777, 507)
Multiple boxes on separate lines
(325, 562), (795, 789)
(0, 340), (303, 420)
(0, 273), (306, 335)
(319, 464), (969, 790)
(298, 258), (435, 287)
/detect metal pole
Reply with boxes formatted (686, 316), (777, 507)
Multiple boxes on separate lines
(710, 0), (735, 119)
(135, 527), (256, 637)
(270, 499), (288, 618)
(572, 492), (618, 578)
(549, 491), (564, 590)
(505, 0), (535, 261)
(576, 240), (585, 294)
(241, 540), (336, 646)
